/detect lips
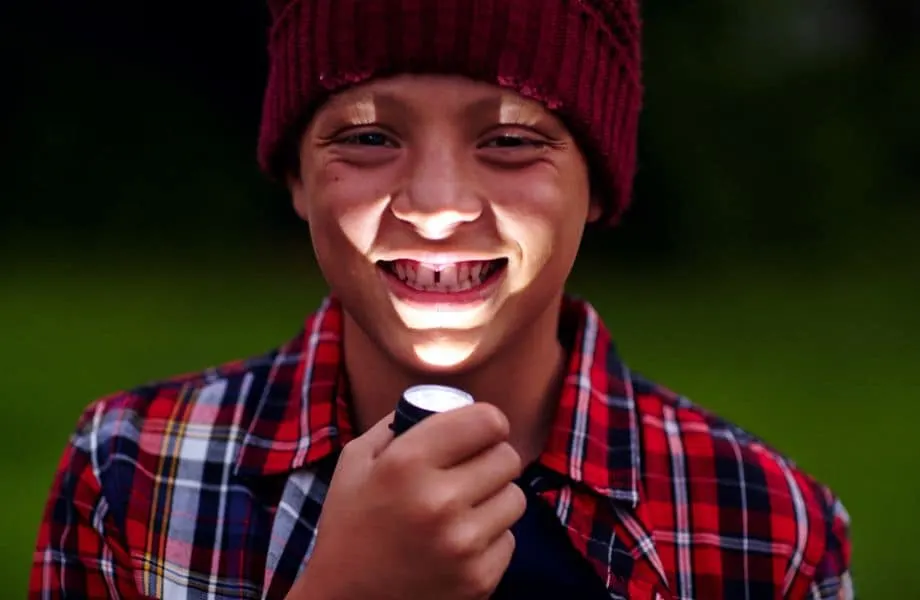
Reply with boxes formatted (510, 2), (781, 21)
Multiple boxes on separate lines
(377, 258), (508, 293)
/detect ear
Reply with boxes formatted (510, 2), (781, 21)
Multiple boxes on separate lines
(288, 173), (310, 222)
(586, 194), (603, 224)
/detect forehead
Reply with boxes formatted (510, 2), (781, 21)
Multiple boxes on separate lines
(314, 74), (554, 124)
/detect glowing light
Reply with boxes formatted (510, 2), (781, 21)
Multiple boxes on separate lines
(339, 193), (391, 254)
(412, 338), (477, 368)
(415, 210), (470, 240)
(392, 301), (494, 331)
(345, 95), (377, 126)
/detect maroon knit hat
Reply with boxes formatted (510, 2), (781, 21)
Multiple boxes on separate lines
(258, 0), (643, 224)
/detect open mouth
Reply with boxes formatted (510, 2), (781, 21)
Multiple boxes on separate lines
(376, 258), (509, 294)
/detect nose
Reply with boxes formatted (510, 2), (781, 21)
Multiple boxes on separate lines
(390, 145), (483, 240)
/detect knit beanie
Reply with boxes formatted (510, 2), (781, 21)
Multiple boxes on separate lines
(258, 0), (643, 224)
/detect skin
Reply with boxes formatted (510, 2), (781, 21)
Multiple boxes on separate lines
(288, 74), (601, 464)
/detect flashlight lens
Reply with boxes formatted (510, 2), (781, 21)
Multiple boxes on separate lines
(403, 385), (474, 411)
(391, 385), (474, 437)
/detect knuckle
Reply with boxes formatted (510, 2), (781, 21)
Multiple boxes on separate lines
(507, 483), (527, 516)
(380, 443), (421, 473)
(503, 529), (517, 555)
(498, 442), (523, 474)
(461, 560), (499, 598)
(338, 440), (361, 468)
(337, 439), (360, 463)
(415, 485), (460, 521)
(476, 404), (510, 439)
(440, 520), (479, 559)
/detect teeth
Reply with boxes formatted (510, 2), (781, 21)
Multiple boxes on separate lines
(388, 259), (502, 292)
(416, 265), (435, 286)
(439, 265), (458, 288)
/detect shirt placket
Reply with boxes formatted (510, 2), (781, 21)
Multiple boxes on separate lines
(534, 482), (674, 600)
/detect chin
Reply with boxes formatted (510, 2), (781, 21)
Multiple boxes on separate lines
(404, 335), (493, 375)
(413, 338), (475, 367)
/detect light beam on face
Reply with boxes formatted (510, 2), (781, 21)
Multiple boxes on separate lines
(330, 96), (387, 255)
(345, 94), (377, 127)
(499, 95), (541, 128)
(383, 95), (541, 367)
(412, 337), (476, 368)
(339, 193), (391, 255)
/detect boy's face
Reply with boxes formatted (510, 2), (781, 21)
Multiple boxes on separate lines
(290, 75), (600, 373)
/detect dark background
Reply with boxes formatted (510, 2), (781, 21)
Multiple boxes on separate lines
(3, 0), (918, 596)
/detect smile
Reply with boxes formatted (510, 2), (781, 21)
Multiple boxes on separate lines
(376, 258), (509, 306)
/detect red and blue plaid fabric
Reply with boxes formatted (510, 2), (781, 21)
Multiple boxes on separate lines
(31, 296), (852, 599)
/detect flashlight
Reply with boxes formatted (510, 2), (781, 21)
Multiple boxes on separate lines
(390, 384), (475, 437)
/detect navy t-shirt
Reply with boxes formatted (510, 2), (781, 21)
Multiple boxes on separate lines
(490, 464), (611, 599)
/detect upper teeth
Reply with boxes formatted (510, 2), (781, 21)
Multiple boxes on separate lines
(388, 260), (498, 291)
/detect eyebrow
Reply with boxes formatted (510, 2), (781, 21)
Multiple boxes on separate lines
(327, 90), (540, 125)
(341, 96), (376, 125)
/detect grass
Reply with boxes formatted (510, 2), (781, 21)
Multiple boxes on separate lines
(2, 242), (915, 597)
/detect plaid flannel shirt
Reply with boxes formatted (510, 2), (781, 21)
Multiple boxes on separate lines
(31, 296), (852, 599)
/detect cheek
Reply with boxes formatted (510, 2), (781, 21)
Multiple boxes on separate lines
(490, 174), (585, 267)
(307, 162), (393, 256)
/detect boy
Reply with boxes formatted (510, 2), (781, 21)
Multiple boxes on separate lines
(31, 0), (852, 598)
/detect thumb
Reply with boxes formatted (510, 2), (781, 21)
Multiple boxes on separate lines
(349, 411), (396, 459)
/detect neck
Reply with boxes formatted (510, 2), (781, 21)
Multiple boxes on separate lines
(343, 298), (567, 466)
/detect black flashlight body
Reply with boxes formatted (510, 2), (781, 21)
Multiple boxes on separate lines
(390, 384), (475, 437)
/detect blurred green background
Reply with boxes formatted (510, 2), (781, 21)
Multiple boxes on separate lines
(2, 0), (918, 597)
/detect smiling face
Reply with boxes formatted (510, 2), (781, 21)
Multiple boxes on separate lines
(290, 74), (599, 373)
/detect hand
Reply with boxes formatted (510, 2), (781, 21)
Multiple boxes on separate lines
(286, 403), (526, 600)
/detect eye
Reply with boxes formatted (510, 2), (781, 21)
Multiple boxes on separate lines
(482, 134), (546, 149)
(338, 131), (397, 147)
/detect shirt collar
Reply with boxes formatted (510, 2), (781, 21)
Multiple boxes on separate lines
(537, 296), (641, 506)
(234, 295), (641, 506)
(234, 296), (354, 478)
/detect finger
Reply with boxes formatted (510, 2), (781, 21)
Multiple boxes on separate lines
(467, 482), (527, 544)
(449, 441), (523, 507)
(348, 411), (396, 459)
(393, 403), (510, 468)
(470, 530), (516, 598)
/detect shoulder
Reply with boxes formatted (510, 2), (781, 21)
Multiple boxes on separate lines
(72, 353), (273, 454)
(629, 373), (852, 595)
(34, 342), (306, 592)
(64, 347), (287, 517)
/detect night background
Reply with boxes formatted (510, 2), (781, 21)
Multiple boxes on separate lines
(2, 0), (918, 596)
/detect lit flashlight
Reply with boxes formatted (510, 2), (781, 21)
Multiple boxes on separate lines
(390, 384), (475, 437)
